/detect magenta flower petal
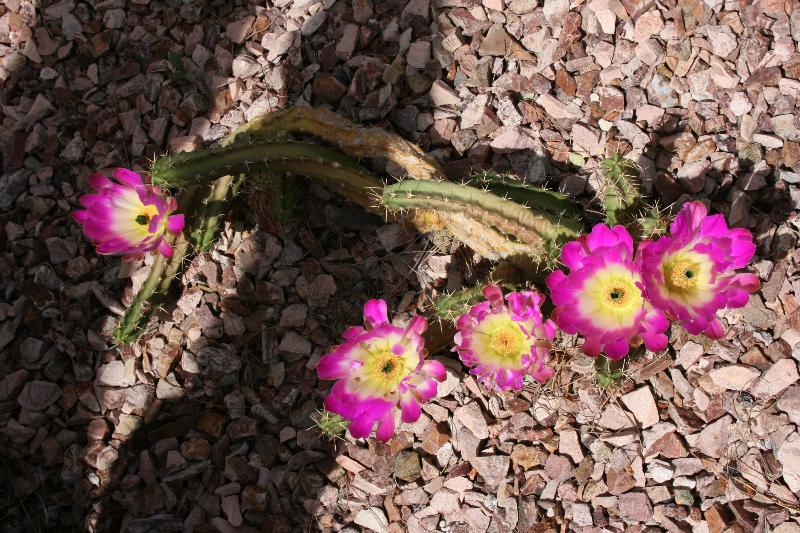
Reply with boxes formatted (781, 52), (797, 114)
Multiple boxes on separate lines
(640, 201), (760, 339)
(453, 284), (556, 392)
(72, 168), (183, 260)
(546, 224), (669, 358)
(316, 300), (444, 442)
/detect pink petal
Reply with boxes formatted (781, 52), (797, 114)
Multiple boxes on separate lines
(158, 239), (173, 258)
(375, 410), (396, 442)
(421, 360), (446, 382)
(113, 168), (144, 188)
(482, 283), (505, 309)
(399, 395), (422, 423)
(167, 214), (185, 233)
(88, 173), (113, 191)
(363, 299), (389, 328)
(405, 315), (427, 336)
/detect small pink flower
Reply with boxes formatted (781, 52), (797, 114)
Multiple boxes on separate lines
(640, 201), (760, 338)
(72, 168), (185, 260)
(316, 300), (445, 442)
(453, 284), (555, 391)
(546, 224), (669, 359)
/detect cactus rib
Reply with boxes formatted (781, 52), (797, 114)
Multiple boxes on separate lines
(382, 180), (582, 247)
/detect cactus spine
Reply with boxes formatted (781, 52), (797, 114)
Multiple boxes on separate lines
(599, 155), (642, 226)
(382, 180), (582, 262)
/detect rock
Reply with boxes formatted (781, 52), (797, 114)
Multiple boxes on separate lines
(394, 451), (421, 482)
(729, 92), (752, 116)
(677, 341), (704, 368)
(473, 455), (510, 489)
(777, 386), (800, 425)
(18, 380), (60, 411)
(279, 303), (307, 329)
(535, 94), (582, 120)
(312, 74), (347, 104)
(676, 160), (709, 193)
(511, 444), (546, 470)
(96, 361), (127, 387)
(706, 25), (737, 57)
(633, 10), (664, 42)
(490, 127), (541, 152)
(752, 133), (783, 149)
(777, 432), (800, 492)
(232, 55), (259, 78)
(46, 237), (78, 264)
(619, 492), (652, 523)
(646, 459), (674, 483)
(221, 495), (243, 527)
(558, 429), (584, 463)
(0, 369), (29, 401)
(480, 24), (510, 56)
(689, 414), (733, 458)
(709, 365), (761, 390)
(278, 332), (311, 362)
(429, 80), (460, 107)
(752, 359), (798, 399)
(772, 114), (800, 142)
(572, 502), (593, 526)
(648, 74), (679, 107)
(544, 453), (571, 481)
(453, 402), (489, 439)
(620, 386), (659, 428)
(354, 507), (389, 533)
(407, 41), (431, 69)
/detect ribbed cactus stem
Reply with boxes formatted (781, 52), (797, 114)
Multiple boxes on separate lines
(600, 155), (642, 225)
(192, 175), (234, 250)
(113, 233), (191, 344)
(382, 180), (582, 248)
(151, 141), (383, 213)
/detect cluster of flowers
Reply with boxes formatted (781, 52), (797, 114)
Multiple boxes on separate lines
(72, 171), (759, 443)
(315, 202), (759, 441)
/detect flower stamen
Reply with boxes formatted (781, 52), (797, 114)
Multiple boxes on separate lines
(665, 259), (700, 291)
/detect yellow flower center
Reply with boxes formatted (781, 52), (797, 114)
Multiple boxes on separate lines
(664, 259), (700, 291)
(488, 325), (524, 359)
(363, 349), (409, 390)
(579, 265), (644, 329)
(135, 204), (159, 230)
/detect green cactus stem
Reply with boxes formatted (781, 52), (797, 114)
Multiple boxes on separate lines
(471, 171), (583, 220)
(313, 410), (348, 441)
(113, 232), (191, 344)
(599, 155), (642, 226)
(382, 180), (582, 250)
(150, 141), (383, 214)
(191, 175), (235, 251)
(595, 355), (626, 389)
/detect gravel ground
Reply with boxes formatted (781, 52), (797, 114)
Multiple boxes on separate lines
(2, 0), (800, 532)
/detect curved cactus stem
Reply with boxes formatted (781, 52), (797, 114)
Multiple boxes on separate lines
(112, 232), (191, 344)
(192, 175), (235, 251)
(221, 107), (446, 182)
(382, 180), (582, 248)
(471, 171), (583, 219)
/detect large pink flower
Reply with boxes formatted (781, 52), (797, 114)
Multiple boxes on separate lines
(453, 284), (555, 391)
(72, 168), (185, 259)
(546, 224), (669, 359)
(316, 300), (445, 442)
(640, 201), (760, 338)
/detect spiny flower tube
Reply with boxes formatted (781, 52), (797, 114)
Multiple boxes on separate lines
(316, 300), (445, 442)
(72, 168), (185, 260)
(640, 201), (760, 338)
(546, 224), (669, 360)
(453, 284), (555, 391)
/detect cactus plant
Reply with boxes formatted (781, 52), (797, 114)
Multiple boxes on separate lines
(599, 154), (641, 226)
(382, 180), (582, 264)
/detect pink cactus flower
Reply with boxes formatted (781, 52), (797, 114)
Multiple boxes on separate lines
(453, 284), (556, 391)
(546, 224), (669, 359)
(72, 168), (185, 259)
(316, 300), (445, 442)
(640, 201), (760, 338)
